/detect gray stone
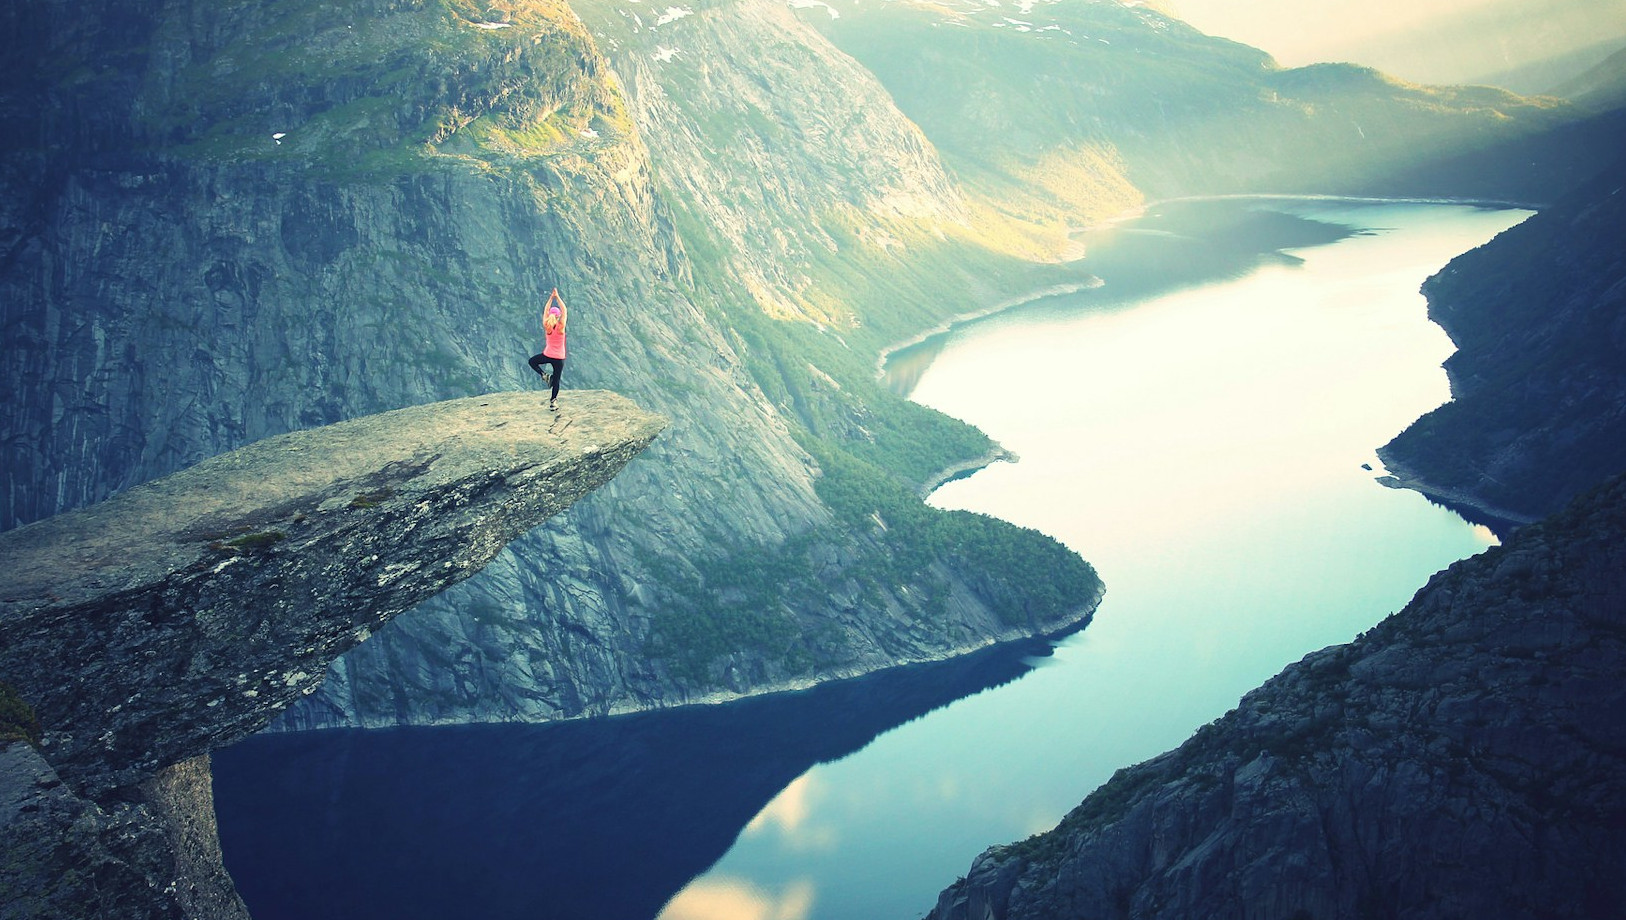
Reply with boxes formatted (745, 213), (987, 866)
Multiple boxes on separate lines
(0, 390), (664, 797)
(927, 473), (1626, 920)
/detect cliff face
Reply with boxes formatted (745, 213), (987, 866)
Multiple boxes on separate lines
(574, 0), (972, 323)
(1378, 155), (1626, 529)
(3, 743), (240, 920)
(929, 472), (1626, 920)
(2, 0), (1104, 734)
(0, 390), (662, 920)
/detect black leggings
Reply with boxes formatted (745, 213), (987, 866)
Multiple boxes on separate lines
(528, 354), (564, 399)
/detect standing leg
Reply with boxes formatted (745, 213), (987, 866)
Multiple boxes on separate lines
(548, 358), (564, 409)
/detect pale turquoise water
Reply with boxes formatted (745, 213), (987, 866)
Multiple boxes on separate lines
(214, 200), (1532, 920)
(654, 200), (1529, 920)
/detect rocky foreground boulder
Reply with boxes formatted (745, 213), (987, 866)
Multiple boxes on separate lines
(929, 472), (1626, 920)
(0, 390), (662, 919)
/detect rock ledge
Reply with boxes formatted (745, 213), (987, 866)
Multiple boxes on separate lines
(0, 390), (664, 798)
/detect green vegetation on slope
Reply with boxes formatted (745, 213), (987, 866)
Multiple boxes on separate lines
(643, 181), (1100, 683)
(127, 0), (627, 177)
(0, 682), (41, 746)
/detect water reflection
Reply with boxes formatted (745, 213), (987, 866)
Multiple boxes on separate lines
(212, 638), (1050, 920)
(741, 775), (823, 845)
(659, 878), (816, 920)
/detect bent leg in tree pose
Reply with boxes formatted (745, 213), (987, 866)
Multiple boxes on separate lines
(528, 287), (569, 411)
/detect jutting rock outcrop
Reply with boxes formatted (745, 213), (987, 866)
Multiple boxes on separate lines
(928, 472), (1626, 920)
(1, 390), (663, 797)
(0, 390), (661, 919)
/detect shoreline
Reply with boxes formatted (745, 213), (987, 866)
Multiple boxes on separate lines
(872, 277), (1104, 382)
(874, 193), (1534, 384)
(1118, 191), (1544, 214)
(261, 582), (1105, 736)
(919, 446), (1020, 499)
(879, 193), (1540, 502)
(1372, 452), (1535, 539)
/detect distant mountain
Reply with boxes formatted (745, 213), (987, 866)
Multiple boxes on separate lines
(801, 0), (1620, 222)
(1552, 43), (1626, 110)
(1479, 37), (1626, 97)
(1170, 0), (1626, 94)
(1379, 155), (1626, 529)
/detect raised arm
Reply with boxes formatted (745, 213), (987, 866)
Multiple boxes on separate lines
(550, 287), (568, 326)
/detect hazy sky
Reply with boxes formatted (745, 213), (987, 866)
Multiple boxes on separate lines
(1168, 0), (1626, 90)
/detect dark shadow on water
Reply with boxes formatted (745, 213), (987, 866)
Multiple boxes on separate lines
(212, 638), (1053, 920)
(1075, 198), (1357, 301)
(884, 198), (1359, 396)
(883, 334), (954, 400)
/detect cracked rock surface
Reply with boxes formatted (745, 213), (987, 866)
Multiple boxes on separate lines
(0, 390), (663, 799)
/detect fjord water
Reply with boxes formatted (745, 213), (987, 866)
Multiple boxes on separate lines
(212, 199), (1529, 920)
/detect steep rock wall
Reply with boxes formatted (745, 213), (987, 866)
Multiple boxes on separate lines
(929, 472), (1626, 920)
(1379, 155), (1626, 529)
(2, 0), (1102, 734)
(574, 0), (972, 322)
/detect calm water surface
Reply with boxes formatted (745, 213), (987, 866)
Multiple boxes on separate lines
(214, 199), (1530, 920)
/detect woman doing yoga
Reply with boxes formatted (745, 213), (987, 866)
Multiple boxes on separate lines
(528, 288), (568, 411)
